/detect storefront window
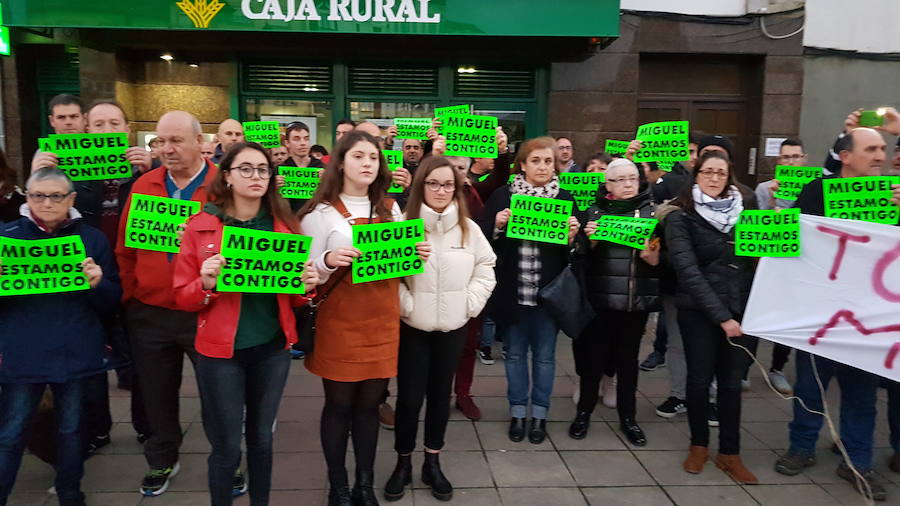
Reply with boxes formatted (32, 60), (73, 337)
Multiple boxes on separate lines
(475, 109), (527, 147)
(350, 102), (435, 145)
(244, 98), (334, 150)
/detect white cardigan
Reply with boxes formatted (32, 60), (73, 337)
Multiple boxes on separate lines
(399, 202), (497, 332)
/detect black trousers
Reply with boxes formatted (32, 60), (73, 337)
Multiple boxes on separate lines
(125, 300), (199, 469)
(771, 343), (792, 372)
(573, 309), (649, 421)
(679, 309), (757, 455)
(394, 323), (467, 454)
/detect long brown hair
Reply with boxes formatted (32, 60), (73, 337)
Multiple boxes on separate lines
(513, 136), (559, 175)
(405, 156), (471, 246)
(208, 142), (299, 232)
(298, 130), (393, 221)
(671, 151), (740, 208)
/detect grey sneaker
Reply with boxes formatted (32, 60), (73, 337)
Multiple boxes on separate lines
(836, 462), (887, 502)
(774, 451), (815, 476)
(639, 351), (666, 371)
(768, 369), (793, 395)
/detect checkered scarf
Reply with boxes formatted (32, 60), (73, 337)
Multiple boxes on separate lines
(510, 174), (560, 305)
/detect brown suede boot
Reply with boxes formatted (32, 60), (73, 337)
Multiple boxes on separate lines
(715, 454), (758, 484)
(683, 445), (709, 474)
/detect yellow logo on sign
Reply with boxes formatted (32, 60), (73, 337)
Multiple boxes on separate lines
(176, 0), (224, 28)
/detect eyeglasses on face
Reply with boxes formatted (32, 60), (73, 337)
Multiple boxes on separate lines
(698, 169), (728, 179)
(230, 164), (272, 179)
(607, 176), (639, 185)
(424, 181), (455, 193)
(27, 191), (72, 203)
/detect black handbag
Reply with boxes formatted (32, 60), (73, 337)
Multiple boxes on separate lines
(538, 261), (596, 339)
(294, 267), (349, 354)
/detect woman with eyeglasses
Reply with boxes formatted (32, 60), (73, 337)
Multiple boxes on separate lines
(570, 158), (661, 446)
(478, 136), (581, 444)
(383, 156), (496, 502)
(173, 142), (319, 506)
(665, 151), (759, 484)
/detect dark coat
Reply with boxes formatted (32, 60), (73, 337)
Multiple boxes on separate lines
(0, 216), (122, 384)
(73, 177), (136, 231)
(579, 189), (661, 313)
(477, 185), (577, 325)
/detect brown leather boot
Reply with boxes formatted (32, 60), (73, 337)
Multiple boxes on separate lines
(715, 454), (758, 484)
(683, 445), (709, 474)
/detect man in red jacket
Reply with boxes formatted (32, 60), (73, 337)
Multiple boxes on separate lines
(115, 110), (218, 497)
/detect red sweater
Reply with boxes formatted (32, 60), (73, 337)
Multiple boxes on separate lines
(115, 164), (217, 309)
(172, 211), (313, 359)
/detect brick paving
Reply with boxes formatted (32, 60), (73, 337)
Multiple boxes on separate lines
(8, 332), (899, 505)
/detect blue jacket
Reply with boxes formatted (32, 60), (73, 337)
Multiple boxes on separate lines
(0, 215), (122, 384)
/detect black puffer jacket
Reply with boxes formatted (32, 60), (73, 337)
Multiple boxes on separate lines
(580, 189), (661, 313)
(665, 203), (757, 324)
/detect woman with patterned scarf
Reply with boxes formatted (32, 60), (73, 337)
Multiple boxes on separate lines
(665, 151), (759, 484)
(478, 136), (581, 445)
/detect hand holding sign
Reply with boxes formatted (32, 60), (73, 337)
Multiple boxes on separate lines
(625, 140), (642, 161)
(876, 106), (900, 136)
(567, 216), (580, 242)
(300, 260), (319, 292)
(81, 257), (103, 289)
(497, 127), (508, 153)
(392, 167), (412, 189)
(325, 247), (360, 269)
(495, 208), (511, 229)
(126, 146), (152, 173)
(201, 254), (226, 290)
(639, 239), (661, 266)
(432, 135), (447, 157)
(584, 220), (598, 238)
(415, 241), (432, 262)
(720, 319), (744, 338)
(892, 184), (900, 207)
(31, 151), (59, 173)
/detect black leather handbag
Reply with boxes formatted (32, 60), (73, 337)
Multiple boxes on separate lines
(538, 261), (596, 339)
(294, 268), (349, 353)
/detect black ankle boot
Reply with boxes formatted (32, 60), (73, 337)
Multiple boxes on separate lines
(351, 468), (379, 506)
(569, 411), (591, 440)
(328, 470), (353, 506)
(422, 452), (453, 501)
(383, 454), (412, 501)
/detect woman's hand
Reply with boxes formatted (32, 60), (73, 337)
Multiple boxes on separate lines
(324, 247), (360, 269)
(392, 167), (412, 189)
(301, 260), (319, 292)
(81, 257), (103, 288)
(495, 208), (511, 230)
(583, 220), (598, 238)
(567, 216), (580, 242)
(125, 147), (152, 173)
(274, 174), (286, 189)
(200, 254), (225, 290)
(639, 239), (660, 266)
(497, 127), (508, 153)
(432, 135), (447, 157)
(415, 241), (432, 262)
(625, 140), (643, 161)
(720, 319), (744, 338)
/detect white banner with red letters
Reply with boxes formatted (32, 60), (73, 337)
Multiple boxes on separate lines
(743, 214), (900, 381)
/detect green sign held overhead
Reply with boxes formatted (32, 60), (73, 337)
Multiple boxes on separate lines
(633, 121), (690, 163)
(734, 208), (801, 257)
(0, 236), (88, 296)
(434, 105), (472, 118)
(352, 219), (425, 283)
(441, 114), (498, 159)
(507, 195), (573, 245)
(383, 150), (405, 193)
(218, 226), (311, 294)
(605, 139), (630, 155)
(824, 176), (900, 225)
(124, 194), (201, 253)
(590, 215), (657, 250)
(279, 167), (320, 200)
(39, 133), (131, 181)
(394, 118), (432, 140)
(243, 121), (281, 148)
(773, 165), (822, 201)
(656, 161), (676, 172)
(559, 173), (605, 211)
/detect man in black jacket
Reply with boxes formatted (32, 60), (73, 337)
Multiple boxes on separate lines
(776, 125), (900, 502)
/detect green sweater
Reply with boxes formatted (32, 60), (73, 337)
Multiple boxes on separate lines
(206, 203), (283, 350)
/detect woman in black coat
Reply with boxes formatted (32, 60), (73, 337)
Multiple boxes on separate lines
(569, 158), (661, 447)
(665, 151), (758, 484)
(478, 136), (580, 445)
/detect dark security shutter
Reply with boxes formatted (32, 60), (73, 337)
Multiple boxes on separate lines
(454, 68), (535, 99)
(37, 51), (80, 93)
(348, 66), (438, 96)
(242, 64), (332, 94)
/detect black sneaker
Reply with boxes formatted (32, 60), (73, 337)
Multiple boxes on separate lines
(836, 462), (887, 502)
(87, 434), (111, 456)
(140, 462), (181, 496)
(639, 351), (666, 371)
(478, 347), (495, 365)
(655, 397), (686, 418)
(707, 403), (719, 427)
(136, 433), (149, 445)
(774, 451), (815, 476)
(232, 469), (248, 497)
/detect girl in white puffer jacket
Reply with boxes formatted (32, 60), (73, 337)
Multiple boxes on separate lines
(384, 156), (496, 502)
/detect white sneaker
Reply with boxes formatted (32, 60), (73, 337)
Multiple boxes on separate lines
(768, 369), (793, 395)
(601, 375), (617, 409)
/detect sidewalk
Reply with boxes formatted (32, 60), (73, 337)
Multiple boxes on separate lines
(8, 334), (898, 505)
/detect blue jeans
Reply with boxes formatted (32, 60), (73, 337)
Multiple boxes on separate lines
(499, 305), (558, 420)
(888, 380), (900, 453)
(195, 339), (291, 506)
(0, 380), (86, 506)
(479, 318), (496, 349)
(789, 351), (879, 471)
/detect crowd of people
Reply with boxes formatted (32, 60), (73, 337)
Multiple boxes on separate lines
(0, 93), (899, 506)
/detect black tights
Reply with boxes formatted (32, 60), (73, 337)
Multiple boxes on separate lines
(321, 378), (389, 487)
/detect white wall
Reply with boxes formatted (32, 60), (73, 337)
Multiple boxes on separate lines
(804, 0), (900, 53)
(620, 0), (748, 16)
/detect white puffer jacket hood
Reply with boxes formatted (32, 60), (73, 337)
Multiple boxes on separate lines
(400, 202), (497, 332)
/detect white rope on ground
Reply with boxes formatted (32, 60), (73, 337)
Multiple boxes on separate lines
(726, 337), (874, 506)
